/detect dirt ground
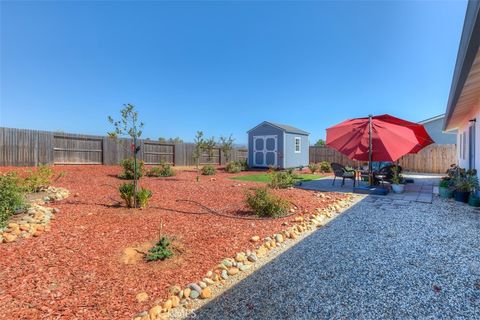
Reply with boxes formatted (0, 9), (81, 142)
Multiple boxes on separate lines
(0, 165), (345, 320)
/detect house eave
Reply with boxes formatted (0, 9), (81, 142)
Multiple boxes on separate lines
(443, 0), (480, 131)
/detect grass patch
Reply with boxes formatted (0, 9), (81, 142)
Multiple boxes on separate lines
(231, 172), (322, 184)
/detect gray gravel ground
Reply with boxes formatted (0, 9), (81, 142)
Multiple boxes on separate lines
(190, 197), (480, 320)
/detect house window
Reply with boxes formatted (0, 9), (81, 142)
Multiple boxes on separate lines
(295, 137), (301, 153)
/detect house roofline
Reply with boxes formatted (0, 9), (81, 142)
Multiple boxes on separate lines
(443, 0), (480, 131)
(418, 114), (445, 124)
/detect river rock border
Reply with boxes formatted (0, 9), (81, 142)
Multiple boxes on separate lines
(133, 193), (362, 320)
(0, 186), (69, 244)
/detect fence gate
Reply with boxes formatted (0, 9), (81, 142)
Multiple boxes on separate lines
(142, 142), (175, 164)
(53, 135), (103, 164)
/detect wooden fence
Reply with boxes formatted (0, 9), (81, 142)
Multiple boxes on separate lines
(0, 127), (247, 167)
(0, 127), (455, 173)
(309, 144), (457, 174)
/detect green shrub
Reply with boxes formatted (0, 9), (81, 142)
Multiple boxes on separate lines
(136, 188), (153, 208)
(145, 236), (174, 261)
(268, 171), (295, 189)
(201, 164), (216, 175)
(119, 158), (144, 179)
(319, 161), (331, 173)
(119, 183), (153, 208)
(119, 183), (135, 208)
(225, 161), (242, 173)
(308, 163), (320, 174)
(23, 165), (53, 192)
(439, 178), (451, 188)
(147, 164), (176, 177)
(0, 173), (26, 228)
(245, 187), (289, 218)
(237, 159), (248, 170)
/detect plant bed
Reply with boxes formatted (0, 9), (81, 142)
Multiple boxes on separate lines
(0, 165), (354, 319)
(1, 185), (69, 244)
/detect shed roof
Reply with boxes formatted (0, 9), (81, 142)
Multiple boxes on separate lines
(248, 121), (309, 135)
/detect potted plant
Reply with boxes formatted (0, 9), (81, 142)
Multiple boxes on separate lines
(391, 166), (405, 193)
(438, 178), (454, 199)
(468, 193), (480, 207)
(454, 178), (471, 203)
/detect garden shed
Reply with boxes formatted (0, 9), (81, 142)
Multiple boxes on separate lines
(247, 121), (309, 169)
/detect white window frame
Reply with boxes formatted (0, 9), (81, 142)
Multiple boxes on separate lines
(294, 137), (301, 153)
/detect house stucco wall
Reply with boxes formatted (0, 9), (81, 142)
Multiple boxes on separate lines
(421, 118), (456, 144)
(455, 101), (480, 170)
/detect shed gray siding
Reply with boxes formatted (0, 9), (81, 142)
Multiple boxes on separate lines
(284, 133), (309, 168)
(248, 124), (284, 168)
(421, 118), (456, 144)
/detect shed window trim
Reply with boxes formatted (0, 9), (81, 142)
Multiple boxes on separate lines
(294, 137), (301, 153)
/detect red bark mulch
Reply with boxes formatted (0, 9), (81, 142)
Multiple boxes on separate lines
(0, 166), (346, 320)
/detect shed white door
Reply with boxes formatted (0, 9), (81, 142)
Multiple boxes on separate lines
(253, 135), (277, 167)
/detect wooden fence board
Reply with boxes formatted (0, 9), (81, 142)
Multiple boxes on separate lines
(310, 145), (457, 174)
(0, 127), (457, 173)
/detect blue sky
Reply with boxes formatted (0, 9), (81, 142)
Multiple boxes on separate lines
(0, 0), (468, 144)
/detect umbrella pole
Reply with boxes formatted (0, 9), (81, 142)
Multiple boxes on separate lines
(368, 115), (373, 186)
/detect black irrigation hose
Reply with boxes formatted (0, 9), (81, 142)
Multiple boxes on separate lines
(101, 183), (302, 221)
(175, 199), (299, 221)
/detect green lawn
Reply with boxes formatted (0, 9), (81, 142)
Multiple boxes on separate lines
(231, 172), (323, 183)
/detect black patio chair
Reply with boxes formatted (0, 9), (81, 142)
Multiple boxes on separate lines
(331, 162), (356, 187)
(375, 164), (402, 185)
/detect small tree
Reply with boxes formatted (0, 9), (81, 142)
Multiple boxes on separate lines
(192, 131), (205, 169)
(108, 104), (144, 207)
(315, 139), (326, 147)
(219, 134), (234, 163)
(204, 136), (216, 163)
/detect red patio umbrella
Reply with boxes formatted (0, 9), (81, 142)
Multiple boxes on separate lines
(326, 114), (434, 172)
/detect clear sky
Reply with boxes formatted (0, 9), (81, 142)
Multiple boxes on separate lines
(0, 0), (468, 144)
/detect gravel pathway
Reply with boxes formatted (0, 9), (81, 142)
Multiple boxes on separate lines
(190, 197), (480, 319)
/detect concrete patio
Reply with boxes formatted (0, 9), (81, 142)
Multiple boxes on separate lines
(297, 173), (443, 203)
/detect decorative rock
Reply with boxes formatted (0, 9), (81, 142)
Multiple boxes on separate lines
(149, 305), (162, 319)
(222, 259), (233, 267)
(247, 253), (258, 262)
(275, 234), (284, 243)
(136, 292), (149, 303)
(189, 290), (200, 299)
(203, 278), (215, 285)
(183, 288), (191, 299)
(206, 270), (213, 278)
(3, 233), (17, 243)
(250, 235), (260, 242)
(171, 295), (180, 308)
(228, 267), (239, 276)
(221, 270), (229, 280)
(239, 265), (251, 272)
(162, 299), (173, 311)
(188, 283), (202, 293)
(200, 287), (212, 299)
(256, 247), (267, 257)
(294, 217), (304, 222)
(198, 281), (207, 289)
(235, 252), (246, 262)
(168, 285), (181, 295)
